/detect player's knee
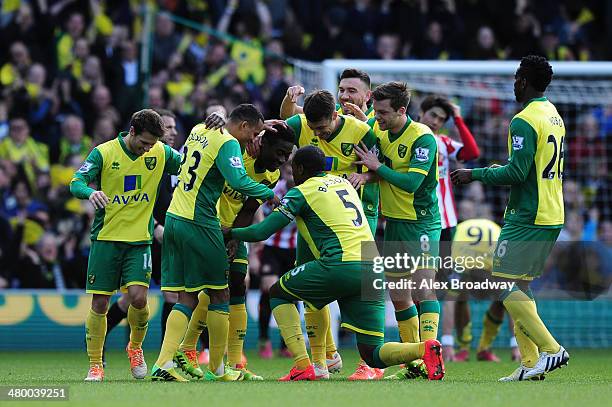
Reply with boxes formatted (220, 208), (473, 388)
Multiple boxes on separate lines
(208, 287), (230, 304)
(130, 293), (147, 309)
(392, 299), (413, 311)
(91, 295), (110, 314)
(260, 276), (278, 293)
(229, 271), (246, 298)
(163, 291), (178, 304)
(269, 282), (283, 299)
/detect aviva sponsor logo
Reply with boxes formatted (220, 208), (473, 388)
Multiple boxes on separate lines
(113, 175), (150, 204)
(112, 192), (150, 205)
(124, 175), (142, 192)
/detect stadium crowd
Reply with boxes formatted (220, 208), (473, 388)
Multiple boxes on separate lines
(0, 0), (610, 292)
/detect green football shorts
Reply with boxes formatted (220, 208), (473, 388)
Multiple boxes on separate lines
(278, 259), (385, 345)
(383, 219), (442, 276)
(86, 241), (151, 295)
(492, 223), (561, 281)
(162, 215), (229, 292)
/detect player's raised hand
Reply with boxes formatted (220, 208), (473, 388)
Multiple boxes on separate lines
(451, 103), (462, 118)
(204, 111), (226, 130)
(354, 141), (381, 171)
(347, 173), (367, 189)
(450, 169), (473, 185)
(89, 190), (110, 210)
(263, 119), (288, 132)
(342, 102), (367, 122)
(286, 85), (305, 103)
(246, 133), (263, 157)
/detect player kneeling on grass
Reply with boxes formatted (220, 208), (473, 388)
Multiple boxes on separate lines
(224, 146), (445, 381)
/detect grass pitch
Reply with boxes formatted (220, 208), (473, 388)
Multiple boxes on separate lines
(1, 349), (610, 407)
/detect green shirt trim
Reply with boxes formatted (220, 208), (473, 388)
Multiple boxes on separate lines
(388, 115), (413, 144)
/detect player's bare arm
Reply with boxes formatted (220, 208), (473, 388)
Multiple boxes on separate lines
(280, 85), (305, 119)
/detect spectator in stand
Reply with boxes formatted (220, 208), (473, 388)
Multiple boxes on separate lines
(468, 26), (504, 60)
(0, 117), (49, 188)
(1, 42), (31, 93)
(58, 115), (92, 164)
(10, 63), (59, 143)
(414, 20), (456, 60)
(376, 33), (401, 60)
(56, 12), (86, 71)
(89, 85), (120, 132)
(92, 118), (116, 147)
(152, 12), (182, 73)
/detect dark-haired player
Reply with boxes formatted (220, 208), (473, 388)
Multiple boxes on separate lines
(284, 89), (379, 379)
(280, 68), (375, 121)
(151, 104), (279, 382)
(173, 123), (295, 381)
(225, 145), (445, 382)
(452, 55), (570, 381)
(356, 82), (441, 380)
(70, 109), (182, 382)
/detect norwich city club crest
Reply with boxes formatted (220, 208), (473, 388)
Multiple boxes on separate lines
(398, 144), (408, 158)
(88, 274), (95, 285)
(341, 142), (354, 156)
(145, 157), (157, 170)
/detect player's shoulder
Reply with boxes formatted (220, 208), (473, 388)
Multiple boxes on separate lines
(95, 137), (119, 154)
(187, 124), (234, 147)
(342, 114), (371, 132)
(410, 119), (434, 137)
(301, 173), (349, 193)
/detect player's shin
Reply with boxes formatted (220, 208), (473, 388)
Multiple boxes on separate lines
(228, 298), (247, 367)
(304, 305), (329, 366)
(419, 300), (441, 341)
(155, 304), (192, 366)
(272, 300), (311, 369)
(179, 290), (209, 351)
(395, 304), (419, 343)
(477, 310), (503, 352)
(502, 288), (560, 353)
(207, 302), (230, 375)
(127, 304), (149, 349)
(86, 308), (108, 367)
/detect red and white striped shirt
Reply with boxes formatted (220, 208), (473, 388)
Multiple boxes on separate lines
(436, 134), (462, 229)
(435, 116), (481, 230)
(263, 179), (298, 249)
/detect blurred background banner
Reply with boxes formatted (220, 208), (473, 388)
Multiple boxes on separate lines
(2, 290), (611, 350)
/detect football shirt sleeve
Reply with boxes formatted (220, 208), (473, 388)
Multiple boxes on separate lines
(163, 144), (182, 175)
(230, 211), (291, 242)
(472, 118), (536, 185)
(275, 187), (306, 221)
(216, 139), (275, 201)
(285, 114), (303, 146)
(70, 147), (103, 199)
